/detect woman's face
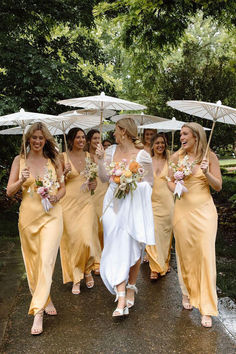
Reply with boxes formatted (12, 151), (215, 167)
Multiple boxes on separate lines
(153, 137), (166, 156)
(103, 141), (111, 150)
(114, 125), (123, 144)
(73, 130), (86, 150)
(144, 130), (155, 145)
(180, 127), (196, 152)
(90, 132), (100, 150)
(29, 130), (46, 152)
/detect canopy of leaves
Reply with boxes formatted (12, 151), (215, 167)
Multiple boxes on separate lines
(95, 0), (236, 51)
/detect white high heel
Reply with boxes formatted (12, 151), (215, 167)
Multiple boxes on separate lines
(112, 291), (129, 318)
(126, 283), (138, 309)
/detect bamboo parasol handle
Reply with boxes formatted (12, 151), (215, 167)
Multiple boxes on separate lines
(203, 120), (216, 160)
(61, 121), (69, 162)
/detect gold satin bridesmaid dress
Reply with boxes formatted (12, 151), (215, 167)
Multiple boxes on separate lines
(146, 161), (174, 275)
(18, 158), (63, 315)
(60, 152), (100, 285)
(173, 160), (218, 316)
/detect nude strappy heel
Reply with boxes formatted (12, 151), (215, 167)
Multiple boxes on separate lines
(31, 309), (44, 335)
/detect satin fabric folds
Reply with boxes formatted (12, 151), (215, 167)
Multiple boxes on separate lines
(60, 152), (100, 284)
(18, 158), (63, 315)
(173, 164), (218, 316)
(100, 147), (155, 295)
(146, 162), (174, 275)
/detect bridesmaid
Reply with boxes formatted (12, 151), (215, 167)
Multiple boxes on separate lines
(168, 122), (222, 328)
(96, 118), (155, 317)
(86, 129), (108, 275)
(60, 127), (100, 295)
(146, 133), (174, 280)
(7, 122), (65, 335)
(143, 129), (156, 155)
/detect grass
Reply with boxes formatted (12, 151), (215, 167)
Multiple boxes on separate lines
(219, 159), (236, 167)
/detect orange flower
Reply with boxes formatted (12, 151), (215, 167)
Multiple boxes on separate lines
(124, 170), (132, 178)
(113, 176), (120, 184)
(129, 161), (140, 173)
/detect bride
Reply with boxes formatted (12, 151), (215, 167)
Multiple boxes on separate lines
(96, 118), (155, 317)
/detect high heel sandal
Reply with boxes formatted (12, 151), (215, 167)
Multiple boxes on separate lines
(31, 309), (44, 335)
(126, 283), (138, 309)
(44, 301), (57, 315)
(201, 315), (212, 328)
(85, 273), (94, 289)
(112, 291), (129, 318)
(72, 282), (81, 294)
(182, 295), (193, 310)
(150, 271), (159, 281)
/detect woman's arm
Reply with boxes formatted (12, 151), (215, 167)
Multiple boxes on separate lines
(7, 156), (30, 197)
(200, 151), (222, 192)
(95, 144), (111, 183)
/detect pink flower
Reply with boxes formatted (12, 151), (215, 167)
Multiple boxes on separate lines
(138, 167), (144, 175)
(37, 186), (48, 198)
(115, 169), (122, 176)
(174, 171), (184, 181)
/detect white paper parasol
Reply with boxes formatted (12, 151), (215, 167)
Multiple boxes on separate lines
(57, 92), (146, 135)
(167, 100), (236, 156)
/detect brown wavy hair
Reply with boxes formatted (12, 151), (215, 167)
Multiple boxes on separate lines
(150, 133), (169, 159)
(67, 127), (86, 151)
(20, 122), (59, 166)
(117, 118), (143, 149)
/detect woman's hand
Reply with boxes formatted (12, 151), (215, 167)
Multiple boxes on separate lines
(200, 159), (209, 175)
(64, 162), (72, 176)
(20, 167), (30, 182)
(49, 195), (58, 204)
(95, 144), (105, 160)
(88, 179), (97, 191)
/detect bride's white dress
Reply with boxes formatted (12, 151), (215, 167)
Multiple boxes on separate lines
(98, 145), (155, 295)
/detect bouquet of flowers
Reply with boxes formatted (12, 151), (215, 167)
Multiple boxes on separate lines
(169, 155), (196, 199)
(107, 159), (145, 199)
(34, 169), (60, 212)
(81, 157), (98, 195)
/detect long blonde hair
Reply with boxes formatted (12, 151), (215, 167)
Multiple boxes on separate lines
(180, 122), (207, 163)
(117, 118), (143, 149)
(21, 122), (59, 166)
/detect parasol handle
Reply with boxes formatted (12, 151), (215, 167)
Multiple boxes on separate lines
(23, 131), (27, 161)
(204, 120), (216, 160)
(171, 131), (175, 154)
(62, 121), (69, 162)
(99, 102), (104, 141)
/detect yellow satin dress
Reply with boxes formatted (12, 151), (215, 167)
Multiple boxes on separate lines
(91, 177), (108, 271)
(60, 152), (99, 284)
(18, 157), (63, 315)
(146, 161), (174, 275)
(173, 159), (218, 316)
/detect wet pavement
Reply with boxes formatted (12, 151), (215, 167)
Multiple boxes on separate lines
(0, 243), (236, 354)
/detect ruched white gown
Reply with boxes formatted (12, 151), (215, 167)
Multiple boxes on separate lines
(98, 145), (155, 295)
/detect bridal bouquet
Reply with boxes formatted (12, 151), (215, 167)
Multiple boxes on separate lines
(169, 155), (196, 199)
(35, 169), (60, 212)
(81, 157), (98, 195)
(107, 159), (145, 199)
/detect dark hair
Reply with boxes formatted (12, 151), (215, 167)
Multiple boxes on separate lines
(86, 129), (100, 142)
(150, 133), (169, 159)
(85, 129), (100, 151)
(67, 127), (86, 151)
(21, 122), (59, 166)
(102, 139), (112, 146)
